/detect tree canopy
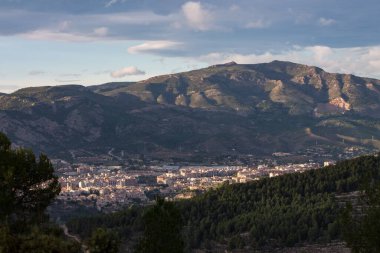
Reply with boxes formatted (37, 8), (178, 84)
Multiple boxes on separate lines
(136, 198), (184, 253)
(0, 132), (79, 253)
(0, 132), (60, 224)
(342, 166), (380, 253)
(88, 228), (120, 253)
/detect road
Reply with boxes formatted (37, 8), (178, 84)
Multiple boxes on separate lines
(61, 224), (88, 253)
(108, 148), (122, 160)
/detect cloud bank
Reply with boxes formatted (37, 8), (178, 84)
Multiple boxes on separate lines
(182, 1), (213, 31)
(128, 40), (183, 54)
(111, 66), (145, 78)
(198, 45), (380, 79)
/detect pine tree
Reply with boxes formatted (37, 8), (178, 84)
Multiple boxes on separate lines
(88, 228), (120, 253)
(0, 132), (60, 225)
(136, 198), (184, 253)
(0, 132), (79, 253)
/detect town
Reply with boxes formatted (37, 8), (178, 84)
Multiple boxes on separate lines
(51, 144), (376, 213)
(55, 160), (331, 212)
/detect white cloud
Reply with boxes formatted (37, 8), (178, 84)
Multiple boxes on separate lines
(22, 29), (97, 42)
(0, 85), (20, 94)
(111, 66), (145, 78)
(245, 20), (269, 29)
(93, 27), (108, 37)
(318, 17), (336, 26)
(105, 0), (127, 8)
(11, 9), (176, 42)
(128, 40), (183, 54)
(309, 45), (333, 62)
(22, 25), (111, 42)
(197, 45), (380, 79)
(105, 0), (117, 7)
(182, 1), (213, 31)
(98, 11), (174, 25)
(199, 52), (276, 65)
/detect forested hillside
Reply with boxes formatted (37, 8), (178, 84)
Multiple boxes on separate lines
(67, 154), (380, 252)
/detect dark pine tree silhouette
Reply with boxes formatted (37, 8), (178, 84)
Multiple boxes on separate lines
(136, 197), (184, 253)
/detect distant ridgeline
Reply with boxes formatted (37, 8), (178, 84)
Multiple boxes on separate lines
(67, 154), (380, 251)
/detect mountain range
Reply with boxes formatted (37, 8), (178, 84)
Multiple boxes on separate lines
(1, 60), (380, 160)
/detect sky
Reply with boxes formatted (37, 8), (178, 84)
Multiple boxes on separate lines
(0, 0), (380, 93)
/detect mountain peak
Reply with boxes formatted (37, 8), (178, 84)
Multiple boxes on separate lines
(269, 60), (296, 64)
(223, 61), (238, 66)
(12, 85), (87, 96)
(266, 60), (324, 72)
(211, 61), (238, 68)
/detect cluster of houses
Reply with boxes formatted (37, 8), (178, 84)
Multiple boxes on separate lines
(55, 161), (327, 211)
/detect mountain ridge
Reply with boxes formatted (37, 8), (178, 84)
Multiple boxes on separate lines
(1, 61), (380, 160)
(90, 60), (380, 117)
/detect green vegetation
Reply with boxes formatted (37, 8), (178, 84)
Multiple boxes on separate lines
(0, 132), (80, 253)
(341, 166), (380, 253)
(136, 198), (184, 253)
(0, 224), (81, 253)
(88, 228), (120, 253)
(67, 154), (380, 251)
(0, 132), (60, 222)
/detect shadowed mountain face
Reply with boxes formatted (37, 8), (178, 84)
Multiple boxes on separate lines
(1, 61), (380, 159)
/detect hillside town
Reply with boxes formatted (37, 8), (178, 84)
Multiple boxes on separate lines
(49, 143), (377, 212)
(55, 160), (328, 212)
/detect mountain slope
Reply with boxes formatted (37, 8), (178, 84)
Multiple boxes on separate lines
(96, 61), (380, 117)
(1, 61), (380, 160)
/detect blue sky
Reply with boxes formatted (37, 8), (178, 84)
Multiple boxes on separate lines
(1, 0), (380, 93)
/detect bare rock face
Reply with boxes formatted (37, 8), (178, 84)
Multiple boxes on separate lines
(330, 97), (351, 110)
(189, 92), (211, 108)
(315, 97), (351, 117)
(175, 94), (189, 106)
